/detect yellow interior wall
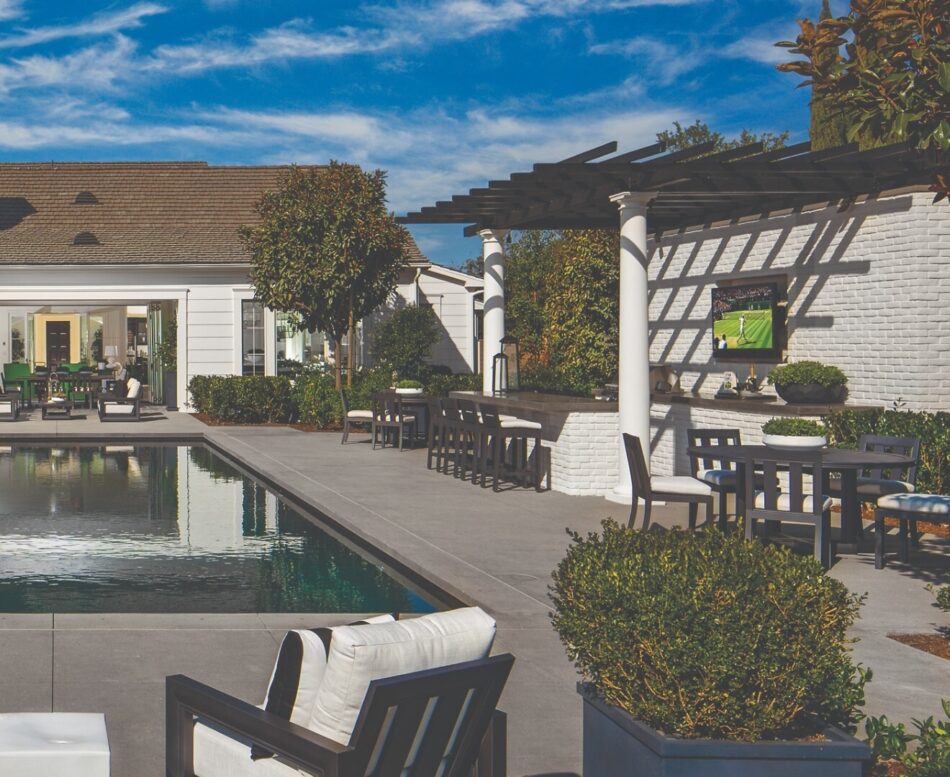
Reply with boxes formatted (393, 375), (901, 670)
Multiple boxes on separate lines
(33, 314), (82, 365)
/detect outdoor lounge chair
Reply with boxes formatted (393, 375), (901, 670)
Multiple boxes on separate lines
(340, 389), (372, 444)
(98, 377), (142, 421)
(623, 433), (713, 531)
(166, 607), (513, 777)
(0, 374), (20, 421)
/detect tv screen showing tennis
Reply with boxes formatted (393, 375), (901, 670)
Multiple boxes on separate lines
(711, 284), (777, 354)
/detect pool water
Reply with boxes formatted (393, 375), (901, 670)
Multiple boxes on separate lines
(0, 444), (437, 613)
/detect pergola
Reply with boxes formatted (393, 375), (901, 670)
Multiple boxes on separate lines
(398, 140), (936, 497)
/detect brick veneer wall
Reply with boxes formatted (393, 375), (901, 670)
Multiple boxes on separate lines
(550, 410), (620, 495)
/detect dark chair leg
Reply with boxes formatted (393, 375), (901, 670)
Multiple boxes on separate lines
(898, 518), (910, 562)
(745, 512), (755, 541)
(687, 502), (698, 530)
(641, 500), (653, 531)
(817, 510), (831, 569)
(718, 490), (728, 529)
(875, 508), (885, 569)
(706, 496), (714, 528)
(533, 434), (542, 492)
(371, 422), (378, 449)
(628, 497), (638, 529)
(342, 419), (349, 445)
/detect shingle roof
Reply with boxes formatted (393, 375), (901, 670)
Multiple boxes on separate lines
(0, 162), (427, 266)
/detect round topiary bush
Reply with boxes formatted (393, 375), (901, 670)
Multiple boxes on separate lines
(550, 521), (867, 741)
(768, 361), (848, 404)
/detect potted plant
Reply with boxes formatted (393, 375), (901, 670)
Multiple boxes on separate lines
(762, 417), (828, 450)
(551, 522), (872, 777)
(768, 361), (848, 404)
(392, 379), (424, 395)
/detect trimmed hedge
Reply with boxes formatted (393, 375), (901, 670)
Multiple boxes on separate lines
(823, 408), (950, 495)
(188, 375), (295, 423)
(551, 521), (867, 741)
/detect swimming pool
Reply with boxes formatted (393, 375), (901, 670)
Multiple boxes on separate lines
(0, 444), (438, 614)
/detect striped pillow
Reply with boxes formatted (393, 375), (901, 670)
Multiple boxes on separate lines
(251, 614), (395, 760)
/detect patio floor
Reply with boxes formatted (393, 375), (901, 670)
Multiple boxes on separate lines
(0, 417), (946, 777)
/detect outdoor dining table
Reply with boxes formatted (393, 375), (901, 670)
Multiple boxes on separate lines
(377, 392), (432, 445)
(687, 444), (917, 553)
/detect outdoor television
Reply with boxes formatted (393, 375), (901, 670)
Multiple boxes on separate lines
(711, 282), (784, 360)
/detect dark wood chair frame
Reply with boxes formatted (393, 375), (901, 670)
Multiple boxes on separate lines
(873, 500), (948, 569)
(435, 398), (462, 475)
(340, 389), (372, 445)
(623, 433), (713, 531)
(0, 389), (20, 421)
(478, 406), (543, 492)
(167, 654), (514, 777)
(687, 428), (742, 529)
(454, 399), (485, 483)
(371, 393), (416, 451)
(97, 391), (142, 421)
(743, 449), (833, 568)
(426, 397), (447, 469)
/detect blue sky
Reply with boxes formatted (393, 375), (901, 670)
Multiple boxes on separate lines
(0, 1), (840, 265)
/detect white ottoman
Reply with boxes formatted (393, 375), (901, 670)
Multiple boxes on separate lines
(0, 713), (110, 777)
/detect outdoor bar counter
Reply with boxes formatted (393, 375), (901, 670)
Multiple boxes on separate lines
(452, 390), (880, 497)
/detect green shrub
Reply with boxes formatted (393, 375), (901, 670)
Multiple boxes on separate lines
(768, 361), (848, 388)
(823, 408), (950, 495)
(395, 379), (423, 389)
(372, 305), (440, 380)
(187, 375), (295, 423)
(520, 364), (592, 397)
(424, 371), (481, 397)
(347, 367), (394, 410)
(866, 701), (950, 777)
(762, 417), (826, 436)
(293, 373), (342, 428)
(550, 521), (866, 741)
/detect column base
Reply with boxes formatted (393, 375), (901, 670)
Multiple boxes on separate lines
(605, 484), (632, 505)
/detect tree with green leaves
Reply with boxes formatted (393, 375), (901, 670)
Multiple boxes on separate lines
(809, 0), (851, 151)
(656, 120), (789, 156)
(241, 163), (410, 388)
(504, 230), (560, 366)
(371, 304), (440, 380)
(544, 230), (620, 391)
(778, 0), (950, 199)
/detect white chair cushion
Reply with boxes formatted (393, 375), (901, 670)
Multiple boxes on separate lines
(346, 409), (373, 419)
(309, 607), (496, 746)
(194, 720), (311, 777)
(500, 418), (542, 430)
(104, 403), (136, 415)
(380, 413), (415, 422)
(753, 492), (833, 512)
(126, 378), (141, 399)
(651, 475), (712, 497)
(856, 478), (915, 497)
(0, 401), (14, 413)
(697, 468), (737, 487)
(877, 493), (950, 516)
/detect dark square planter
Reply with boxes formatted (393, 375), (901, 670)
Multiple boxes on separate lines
(580, 685), (871, 777)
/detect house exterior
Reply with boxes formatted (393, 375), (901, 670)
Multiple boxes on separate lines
(0, 162), (482, 407)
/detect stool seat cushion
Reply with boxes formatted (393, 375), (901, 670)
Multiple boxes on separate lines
(651, 476), (712, 497)
(309, 607), (495, 746)
(827, 476), (914, 497)
(0, 713), (110, 777)
(500, 418), (542, 430)
(697, 468), (737, 487)
(753, 492), (832, 512)
(877, 493), (950, 516)
(346, 409), (373, 419)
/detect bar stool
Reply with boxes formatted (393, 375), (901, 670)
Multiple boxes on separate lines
(478, 405), (544, 492)
(454, 399), (484, 482)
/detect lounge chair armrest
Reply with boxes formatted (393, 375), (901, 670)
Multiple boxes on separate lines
(166, 674), (352, 777)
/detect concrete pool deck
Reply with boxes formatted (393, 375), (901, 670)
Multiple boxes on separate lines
(0, 414), (947, 777)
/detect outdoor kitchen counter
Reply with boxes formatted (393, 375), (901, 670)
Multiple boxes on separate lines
(449, 390), (617, 414)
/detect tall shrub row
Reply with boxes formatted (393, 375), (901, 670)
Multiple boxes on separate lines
(823, 408), (950, 495)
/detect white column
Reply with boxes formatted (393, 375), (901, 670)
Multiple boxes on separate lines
(609, 192), (653, 502)
(480, 228), (508, 394)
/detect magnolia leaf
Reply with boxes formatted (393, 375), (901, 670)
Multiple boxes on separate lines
(939, 62), (950, 92)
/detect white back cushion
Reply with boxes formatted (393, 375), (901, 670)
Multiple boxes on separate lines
(126, 378), (141, 399)
(309, 607), (496, 745)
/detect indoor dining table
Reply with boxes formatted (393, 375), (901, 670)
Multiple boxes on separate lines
(687, 444), (917, 552)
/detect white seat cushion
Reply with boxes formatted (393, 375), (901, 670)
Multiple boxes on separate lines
(0, 401), (14, 413)
(309, 607), (495, 746)
(0, 713), (110, 777)
(500, 418), (542, 430)
(346, 409), (373, 419)
(126, 378), (141, 399)
(877, 493), (950, 516)
(104, 403), (136, 414)
(380, 413), (415, 422)
(753, 492), (833, 512)
(697, 468), (737, 487)
(194, 720), (310, 777)
(856, 478), (915, 498)
(651, 476), (712, 497)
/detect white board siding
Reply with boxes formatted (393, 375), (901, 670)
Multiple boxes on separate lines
(417, 274), (475, 373)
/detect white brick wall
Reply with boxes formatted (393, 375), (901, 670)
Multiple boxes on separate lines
(648, 191), (950, 412)
(550, 411), (619, 495)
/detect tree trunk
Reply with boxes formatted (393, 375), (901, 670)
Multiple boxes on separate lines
(347, 304), (355, 388)
(334, 337), (343, 389)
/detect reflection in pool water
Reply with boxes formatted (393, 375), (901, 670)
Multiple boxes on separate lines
(0, 445), (436, 613)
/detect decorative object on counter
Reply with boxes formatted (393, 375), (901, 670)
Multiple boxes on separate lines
(762, 417), (828, 450)
(768, 360), (848, 404)
(715, 371), (740, 399)
(492, 335), (520, 395)
(392, 379), (424, 395)
(551, 521), (871, 777)
(649, 364), (681, 394)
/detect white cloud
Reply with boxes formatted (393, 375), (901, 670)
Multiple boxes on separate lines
(0, 2), (168, 50)
(721, 33), (791, 65)
(589, 36), (702, 84)
(0, 0), (23, 21)
(0, 35), (140, 93)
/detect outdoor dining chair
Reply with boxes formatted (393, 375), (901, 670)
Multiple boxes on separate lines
(743, 447), (833, 568)
(371, 393), (416, 450)
(623, 433), (713, 531)
(426, 397), (448, 469)
(339, 389), (372, 444)
(873, 493), (950, 569)
(687, 427), (742, 528)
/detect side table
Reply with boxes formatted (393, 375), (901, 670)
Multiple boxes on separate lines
(0, 712), (110, 776)
(41, 401), (73, 420)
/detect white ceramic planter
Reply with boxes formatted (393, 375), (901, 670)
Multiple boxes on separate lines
(763, 434), (827, 451)
(393, 387), (424, 395)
